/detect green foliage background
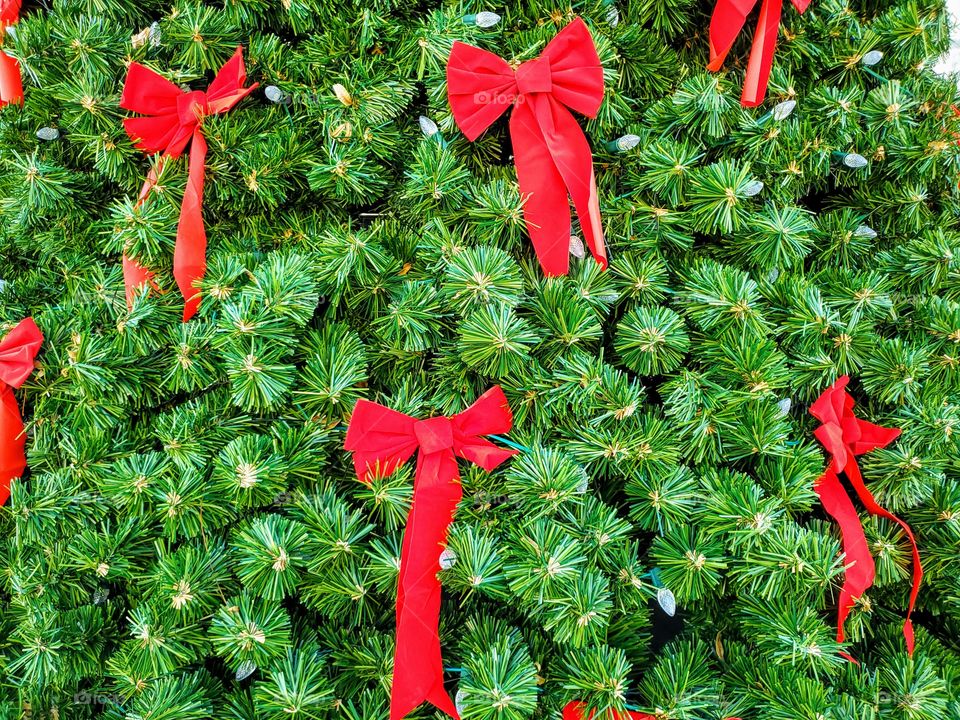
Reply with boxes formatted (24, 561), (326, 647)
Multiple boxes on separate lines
(1, 0), (960, 718)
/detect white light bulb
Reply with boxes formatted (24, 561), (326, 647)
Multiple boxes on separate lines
(92, 587), (109, 604)
(264, 85), (286, 103)
(332, 83), (352, 106)
(777, 398), (792, 416)
(772, 99), (796, 121)
(36, 127), (60, 141)
(569, 235), (585, 259)
(843, 153), (869, 169)
(606, 5), (620, 26)
(766, 268), (780, 283)
(235, 660), (257, 681)
(455, 690), (468, 715)
(615, 134), (641, 152)
(743, 180), (764, 197)
(862, 50), (883, 67)
(475, 12), (501, 28)
(418, 115), (439, 138)
(439, 547), (458, 570)
(656, 587), (677, 617)
(149, 21), (161, 47)
(576, 468), (589, 494)
(854, 224), (877, 239)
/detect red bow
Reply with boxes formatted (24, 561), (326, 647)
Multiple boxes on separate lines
(344, 387), (517, 720)
(0, 0), (23, 107)
(707, 0), (810, 107)
(810, 376), (922, 655)
(563, 703), (655, 720)
(563, 702), (741, 720)
(120, 47), (257, 321)
(0, 318), (42, 506)
(447, 18), (607, 276)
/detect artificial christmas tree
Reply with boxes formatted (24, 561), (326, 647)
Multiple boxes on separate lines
(1, 1), (959, 720)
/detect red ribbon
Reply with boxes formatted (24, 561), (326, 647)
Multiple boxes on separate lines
(0, 0), (23, 106)
(447, 18), (607, 276)
(563, 702), (741, 720)
(563, 703), (655, 720)
(344, 387), (517, 720)
(120, 47), (257, 321)
(0, 318), (42, 506)
(810, 376), (922, 655)
(707, 0), (810, 107)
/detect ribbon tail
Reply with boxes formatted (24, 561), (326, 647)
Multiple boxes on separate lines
(0, 386), (27, 506)
(122, 163), (165, 309)
(708, 0), (757, 71)
(0, 48), (23, 106)
(509, 100), (572, 276)
(136, 160), (164, 205)
(391, 451), (462, 720)
(815, 468), (875, 646)
(534, 94), (606, 269)
(123, 255), (157, 309)
(563, 702), (657, 720)
(843, 459), (922, 655)
(741, 0), (783, 106)
(175, 129), (208, 321)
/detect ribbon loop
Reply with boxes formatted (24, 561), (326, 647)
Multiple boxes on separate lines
(120, 47), (257, 321)
(447, 18), (607, 276)
(345, 387), (517, 720)
(0, 317), (42, 506)
(810, 376), (922, 655)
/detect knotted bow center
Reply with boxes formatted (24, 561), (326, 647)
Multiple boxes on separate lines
(177, 90), (208, 131)
(515, 56), (552, 95)
(414, 416), (455, 454)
